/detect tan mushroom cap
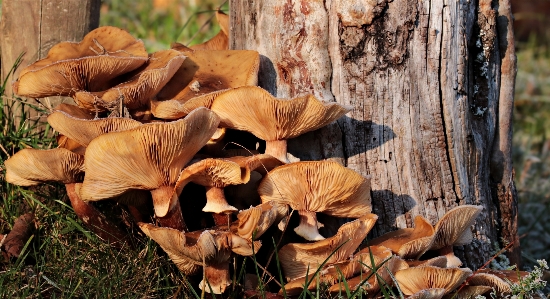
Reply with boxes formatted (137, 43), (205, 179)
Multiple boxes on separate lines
(5, 148), (84, 186)
(52, 103), (95, 119)
(370, 215), (435, 259)
(155, 48), (259, 103)
(466, 273), (512, 294)
(74, 49), (185, 111)
(48, 111), (142, 147)
(394, 266), (473, 296)
(190, 11), (229, 51)
(234, 201), (289, 240)
(407, 288), (447, 299)
(278, 213), (378, 281)
(210, 86), (350, 141)
(80, 107), (220, 217)
(151, 89), (229, 120)
(14, 26), (148, 98)
(406, 256), (448, 268)
(259, 161), (371, 240)
(431, 205), (483, 250)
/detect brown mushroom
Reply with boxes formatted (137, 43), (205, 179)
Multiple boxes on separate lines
(394, 266), (473, 296)
(407, 288), (447, 299)
(73, 49), (185, 113)
(13, 26), (148, 98)
(278, 213), (378, 283)
(369, 215), (435, 259)
(80, 107), (220, 230)
(259, 161), (371, 240)
(210, 86), (351, 162)
(430, 205), (483, 267)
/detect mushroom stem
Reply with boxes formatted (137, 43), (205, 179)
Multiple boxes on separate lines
(200, 262), (231, 294)
(295, 210), (325, 241)
(65, 183), (130, 248)
(203, 186), (238, 214)
(265, 139), (289, 163)
(439, 245), (462, 267)
(157, 201), (187, 231)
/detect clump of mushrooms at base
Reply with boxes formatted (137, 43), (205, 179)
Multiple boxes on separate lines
(4, 18), (512, 299)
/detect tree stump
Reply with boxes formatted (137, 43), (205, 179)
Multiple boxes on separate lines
(230, 0), (519, 268)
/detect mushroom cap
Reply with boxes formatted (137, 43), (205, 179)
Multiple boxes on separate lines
(151, 89), (229, 120)
(175, 158), (251, 191)
(210, 86), (352, 141)
(47, 111), (142, 147)
(278, 213), (378, 281)
(406, 256), (448, 268)
(370, 215), (435, 259)
(5, 148), (84, 186)
(80, 107), (220, 216)
(138, 223), (218, 275)
(234, 201), (289, 240)
(431, 205), (483, 250)
(52, 103), (95, 119)
(74, 49), (185, 111)
(258, 161), (371, 218)
(14, 26), (148, 98)
(466, 273), (512, 294)
(394, 266), (473, 295)
(155, 49), (259, 102)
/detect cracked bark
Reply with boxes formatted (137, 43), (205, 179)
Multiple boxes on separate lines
(231, 0), (520, 268)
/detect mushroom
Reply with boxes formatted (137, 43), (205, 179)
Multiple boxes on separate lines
(174, 155), (283, 226)
(278, 213), (378, 283)
(4, 148), (129, 246)
(153, 47), (260, 106)
(139, 222), (260, 294)
(394, 266), (473, 296)
(369, 215), (435, 259)
(210, 86), (351, 162)
(80, 107), (220, 230)
(73, 49), (185, 114)
(442, 285), (492, 299)
(406, 256), (448, 268)
(407, 288), (447, 299)
(430, 205), (483, 267)
(13, 26), (148, 98)
(258, 161), (372, 240)
(466, 273), (512, 294)
(233, 201), (289, 240)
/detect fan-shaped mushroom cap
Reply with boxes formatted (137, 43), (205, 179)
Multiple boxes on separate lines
(370, 215), (435, 259)
(442, 286), (492, 299)
(431, 205), (483, 250)
(394, 266), (473, 296)
(259, 161), (371, 240)
(155, 48), (259, 103)
(210, 86), (351, 162)
(139, 223), (218, 275)
(407, 288), (447, 299)
(234, 201), (289, 240)
(466, 273), (511, 294)
(80, 107), (220, 217)
(5, 148), (84, 186)
(14, 26), (148, 98)
(406, 256), (448, 268)
(74, 49), (185, 111)
(48, 111), (141, 147)
(278, 213), (378, 281)
(151, 89), (228, 120)
(190, 11), (229, 51)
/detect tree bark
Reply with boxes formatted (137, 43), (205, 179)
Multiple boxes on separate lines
(0, 0), (100, 119)
(230, 0), (519, 269)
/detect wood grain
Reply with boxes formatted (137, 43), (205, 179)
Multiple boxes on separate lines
(230, 0), (519, 268)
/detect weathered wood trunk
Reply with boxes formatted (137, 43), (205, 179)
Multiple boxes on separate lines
(230, 0), (519, 268)
(0, 0), (100, 114)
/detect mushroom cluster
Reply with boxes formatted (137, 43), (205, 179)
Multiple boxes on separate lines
(4, 19), (515, 299)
